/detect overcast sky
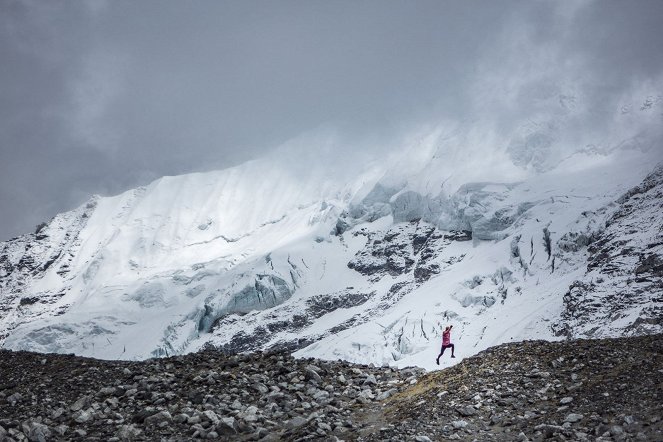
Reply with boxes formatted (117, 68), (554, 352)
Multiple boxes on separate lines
(1, 0), (662, 240)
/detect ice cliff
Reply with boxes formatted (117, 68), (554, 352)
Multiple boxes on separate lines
(1, 108), (662, 369)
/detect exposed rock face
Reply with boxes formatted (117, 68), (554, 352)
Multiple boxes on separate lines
(0, 334), (661, 441)
(208, 288), (376, 354)
(348, 221), (469, 282)
(0, 199), (98, 341)
(555, 165), (663, 338)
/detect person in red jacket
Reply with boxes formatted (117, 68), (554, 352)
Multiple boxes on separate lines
(436, 325), (455, 364)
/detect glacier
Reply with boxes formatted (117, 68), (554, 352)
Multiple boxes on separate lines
(1, 120), (662, 371)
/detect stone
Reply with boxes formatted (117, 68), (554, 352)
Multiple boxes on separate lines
(564, 413), (584, 424)
(144, 410), (172, 426)
(236, 418), (255, 434)
(173, 413), (188, 424)
(73, 410), (92, 424)
(21, 421), (51, 442)
(253, 382), (269, 394)
(305, 368), (322, 384)
(98, 387), (116, 396)
(415, 436), (432, 442)
(376, 388), (398, 400)
(115, 424), (142, 441)
(216, 417), (237, 435)
(7, 392), (23, 405)
(451, 420), (468, 429)
(202, 410), (219, 425)
(53, 425), (69, 436)
(559, 397), (573, 404)
(285, 416), (308, 430)
(610, 425), (625, 436)
(364, 374), (378, 385)
(70, 396), (89, 411)
(132, 408), (158, 424)
(457, 405), (477, 417)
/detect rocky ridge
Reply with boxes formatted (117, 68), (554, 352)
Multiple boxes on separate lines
(554, 165), (663, 338)
(0, 334), (661, 441)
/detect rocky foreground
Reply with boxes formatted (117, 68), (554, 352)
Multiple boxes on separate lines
(0, 334), (661, 442)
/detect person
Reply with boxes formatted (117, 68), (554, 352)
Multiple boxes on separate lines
(436, 325), (455, 364)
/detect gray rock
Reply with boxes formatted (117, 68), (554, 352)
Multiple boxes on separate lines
(21, 421), (51, 442)
(115, 424), (142, 441)
(50, 407), (64, 419)
(7, 392), (23, 405)
(285, 416), (308, 430)
(313, 390), (330, 402)
(415, 436), (432, 442)
(144, 410), (172, 426)
(173, 413), (188, 424)
(376, 388), (398, 400)
(451, 420), (468, 429)
(252, 427), (269, 439)
(363, 374), (378, 385)
(457, 405), (477, 417)
(73, 410), (92, 424)
(559, 396), (573, 404)
(230, 399), (243, 410)
(252, 382), (269, 394)
(610, 425), (625, 436)
(517, 432), (529, 441)
(202, 410), (219, 425)
(98, 387), (116, 396)
(358, 389), (375, 400)
(53, 425), (69, 436)
(306, 368), (322, 384)
(564, 413), (583, 423)
(70, 395), (89, 411)
(236, 418), (255, 434)
(216, 417), (237, 435)
(190, 424), (206, 438)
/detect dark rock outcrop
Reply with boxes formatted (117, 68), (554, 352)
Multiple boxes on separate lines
(555, 165), (663, 338)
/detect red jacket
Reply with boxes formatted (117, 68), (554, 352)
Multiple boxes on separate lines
(442, 329), (451, 346)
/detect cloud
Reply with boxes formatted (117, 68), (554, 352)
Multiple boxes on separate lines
(69, 51), (128, 152)
(0, 1), (662, 240)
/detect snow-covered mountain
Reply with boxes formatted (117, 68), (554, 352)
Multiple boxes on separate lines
(1, 104), (662, 370)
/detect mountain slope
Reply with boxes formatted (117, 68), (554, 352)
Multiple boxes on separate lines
(0, 137), (661, 368)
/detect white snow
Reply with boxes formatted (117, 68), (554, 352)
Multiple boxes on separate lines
(1, 122), (661, 370)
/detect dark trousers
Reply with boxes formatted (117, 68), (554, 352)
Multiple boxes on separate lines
(437, 344), (454, 359)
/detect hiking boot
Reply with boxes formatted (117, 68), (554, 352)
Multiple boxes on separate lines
(436, 358), (440, 365)
(451, 355), (456, 358)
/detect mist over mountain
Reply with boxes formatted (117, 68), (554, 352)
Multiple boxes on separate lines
(1, 1), (662, 241)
